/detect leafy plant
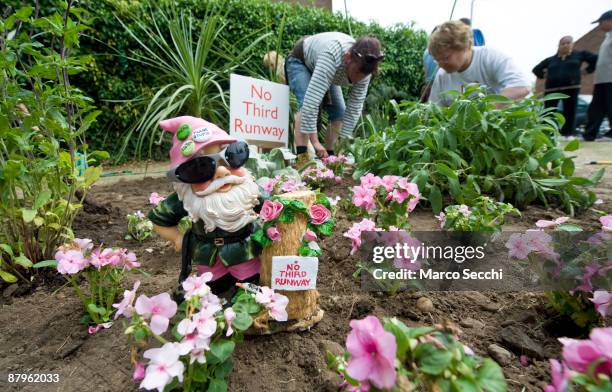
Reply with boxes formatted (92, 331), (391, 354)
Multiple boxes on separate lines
(35, 238), (141, 325)
(438, 196), (520, 233)
(113, 1), (271, 160)
(115, 275), (288, 391)
(328, 316), (507, 392)
(0, 3), (106, 284)
(125, 211), (154, 242)
(244, 147), (298, 179)
(349, 85), (604, 215)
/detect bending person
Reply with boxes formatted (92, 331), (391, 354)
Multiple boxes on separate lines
(428, 21), (530, 106)
(286, 32), (383, 164)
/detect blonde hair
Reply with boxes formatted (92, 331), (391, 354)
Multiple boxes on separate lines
(428, 21), (473, 57)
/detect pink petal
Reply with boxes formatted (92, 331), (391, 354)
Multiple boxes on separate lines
(150, 315), (169, 335)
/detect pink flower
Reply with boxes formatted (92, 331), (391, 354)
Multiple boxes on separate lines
(391, 189), (409, 204)
(74, 238), (93, 251)
(181, 272), (212, 299)
(543, 359), (571, 392)
(591, 290), (611, 317)
(352, 185), (376, 210)
(113, 280), (141, 319)
(345, 316), (397, 389)
(520, 355), (529, 367)
(191, 306), (219, 338)
(149, 192), (166, 206)
(329, 196), (341, 207)
(280, 179), (299, 193)
(87, 322), (113, 334)
(463, 345), (475, 356)
(133, 362), (146, 381)
(263, 179), (277, 193)
(303, 229), (318, 242)
(559, 337), (605, 374)
(56, 249), (88, 275)
(255, 286), (275, 304)
(505, 233), (531, 260)
(135, 293), (178, 335)
(360, 173), (381, 189)
(260, 200), (283, 222)
(536, 217), (569, 228)
(524, 230), (557, 258)
(141, 343), (185, 392)
(310, 204), (331, 225)
(600, 215), (612, 233)
(457, 205), (471, 217)
(266, 226), (281, 241)
(224, 308), (236, 337)
(344, 219), (377, 255)
(435, 212), (446, 229)
(381, 175), (400, 192)
(268, 293), (289, 321)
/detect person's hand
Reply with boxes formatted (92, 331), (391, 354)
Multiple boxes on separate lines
(312, 140), (328, 158)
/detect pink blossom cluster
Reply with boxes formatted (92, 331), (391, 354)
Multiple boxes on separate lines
(54, 239), (140, 275)
(261, 175), (305, 195)
(149, 192), (166, 206)
(504, 230), (559, 261)
(544, 327), (612, 392)
(351, 174), (421, 212)
(343, 219), (379, 255)
(322, 154), (348, 166)
(302, 166), (342, 188)
(255, 286), (289, 321)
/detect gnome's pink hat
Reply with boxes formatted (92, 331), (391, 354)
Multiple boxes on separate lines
(160, 116), (237, 169)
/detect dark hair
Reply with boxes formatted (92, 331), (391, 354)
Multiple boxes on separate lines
(350, 35), (384, 76)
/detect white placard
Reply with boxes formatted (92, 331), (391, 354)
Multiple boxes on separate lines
(271, 256), (318, 291)
(230, 73), (289, 147)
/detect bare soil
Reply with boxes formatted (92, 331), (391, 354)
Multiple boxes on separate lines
(0, 160), (610, 392)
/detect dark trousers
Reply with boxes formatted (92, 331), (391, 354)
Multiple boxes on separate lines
(584, 82), (612, 141)
(545, 88), (579, 136)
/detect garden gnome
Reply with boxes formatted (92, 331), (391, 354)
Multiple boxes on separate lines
(148, 116), (262, 296)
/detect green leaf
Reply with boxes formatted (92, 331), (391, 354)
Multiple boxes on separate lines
(315, 220), (334, 237)
(435, 162), (458, 180)
(209, 340), (235, 364)
(14, 254), (33, 268)
(561, 159), (575, 177)
(540, 148), (564, 164)
(452, 378), (479, 392)
(557, 223), (583, 232)
(87, 303), (106, 315)
(415, 344), (453, 375)
(192, 365), (206, 382)
(564, 139), (580, 151)
(589, 168), (604, 184)
(16, 6), (34, 19)
(21, 208), (37, 223)
(0, 244), (14, 257)
(476, 359), (507, 392)
(278, 208), (294, 223)
(534, 179), (569, 187)
(213, 360), (233, 379)
(33, 259), (58, 269)
(33, 191), (52, 210)
(428, 185), (442, 213)
(207, 378), (228, 392)
(232, 311), (253, 331)
(0, 270), (18, 283)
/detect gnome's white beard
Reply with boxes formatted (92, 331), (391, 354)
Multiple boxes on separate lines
(174, 175), (259, 233)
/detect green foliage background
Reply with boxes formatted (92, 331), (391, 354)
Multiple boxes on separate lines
(8, 0), (426, 161)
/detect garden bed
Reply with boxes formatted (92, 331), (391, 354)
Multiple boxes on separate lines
(1, 160), (610, 391)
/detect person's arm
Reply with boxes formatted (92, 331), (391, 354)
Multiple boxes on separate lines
(340, 75), (370, 138)
(581, 50), (598, 74)
(428, 73), (442, 104)
(532, 57), (550, 79)
(499, 86), (530, 100)
(299, 50), (340, 136)
(148, 192), (188, 251)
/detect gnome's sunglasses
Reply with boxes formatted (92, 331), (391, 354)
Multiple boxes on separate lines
(173, 141), (249, 184)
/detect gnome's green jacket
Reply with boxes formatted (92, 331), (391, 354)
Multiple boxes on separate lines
(148, 193), (262, 267)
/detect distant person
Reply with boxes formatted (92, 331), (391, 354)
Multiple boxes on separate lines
(427, 21), (530, 106)
(532, 36), (597, 139)
(263, 51), (286, 84)
(584, 10), (612, 141)
(286, 33), (383, 164)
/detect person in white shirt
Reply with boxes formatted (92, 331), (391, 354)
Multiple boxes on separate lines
(428, 21), (531, 106)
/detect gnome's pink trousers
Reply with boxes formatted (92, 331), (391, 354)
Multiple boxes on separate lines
(196, 256), (261, 281)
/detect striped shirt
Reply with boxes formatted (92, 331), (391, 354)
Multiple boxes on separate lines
(301, 32), (371, 138)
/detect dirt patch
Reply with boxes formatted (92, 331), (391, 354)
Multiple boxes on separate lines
(0, 166), (610, 391)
